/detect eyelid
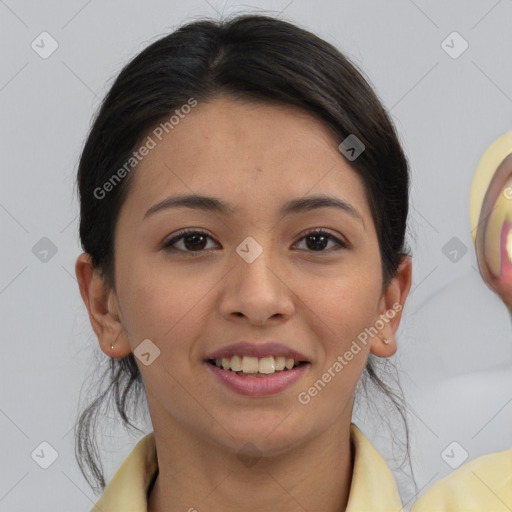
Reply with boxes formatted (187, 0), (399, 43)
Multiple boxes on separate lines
(299, 227), (349, 245)
(162, 228), (215, 248)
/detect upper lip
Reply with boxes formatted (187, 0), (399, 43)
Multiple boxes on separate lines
(205, 341), (310, 362)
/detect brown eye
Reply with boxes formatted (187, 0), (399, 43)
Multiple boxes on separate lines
(295, 229), (348, 252)
(162, 229), (217, 254)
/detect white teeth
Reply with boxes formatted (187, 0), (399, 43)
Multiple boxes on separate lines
(259, 356), (275, 374)
(230, 354), (242, 372)
(242, 356), (259, 373)
(212, 355), (302, 374)
(275, 356), (286, 371)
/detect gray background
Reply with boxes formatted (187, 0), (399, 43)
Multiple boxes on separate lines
(1, 0), (512, 510)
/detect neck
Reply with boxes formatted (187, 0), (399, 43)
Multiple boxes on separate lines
(147, 415), (354, 512)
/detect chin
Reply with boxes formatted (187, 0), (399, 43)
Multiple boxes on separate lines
(208, 414), (314, 457)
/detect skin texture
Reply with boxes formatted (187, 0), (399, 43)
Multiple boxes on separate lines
(75, 95), (412, 512)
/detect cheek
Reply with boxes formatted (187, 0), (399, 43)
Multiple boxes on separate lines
(117, 263), (197, 348)
(299, 277), (380, 411)
(117, 260), (224, 378)
(301, 270), (382, 344)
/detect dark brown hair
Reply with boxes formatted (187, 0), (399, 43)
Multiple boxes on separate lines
(74, 12), (413, 494)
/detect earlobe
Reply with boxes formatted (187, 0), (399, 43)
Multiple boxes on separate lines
(369, 256), (412, 358)
(370, 335), (397, 357)
(75, 253), (132, 358)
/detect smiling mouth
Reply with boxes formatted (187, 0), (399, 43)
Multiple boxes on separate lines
(206, 356), (309, 377)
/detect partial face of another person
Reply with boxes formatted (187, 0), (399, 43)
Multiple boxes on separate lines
(83, 95), (409, 457)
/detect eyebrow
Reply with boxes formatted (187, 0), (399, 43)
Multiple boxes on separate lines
(144, 193), (364, 225)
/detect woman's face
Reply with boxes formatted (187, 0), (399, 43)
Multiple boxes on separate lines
(92, 95), (409, 456)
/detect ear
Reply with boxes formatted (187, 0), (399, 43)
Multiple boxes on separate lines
(75, 253), (132, 358)
(370, 255), (412, 358)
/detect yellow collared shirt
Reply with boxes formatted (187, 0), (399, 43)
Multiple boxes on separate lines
(91, 423), (404, 511)
(412, 448), (512, 511)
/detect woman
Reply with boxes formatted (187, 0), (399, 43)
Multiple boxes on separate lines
(74, 13), (413, 511)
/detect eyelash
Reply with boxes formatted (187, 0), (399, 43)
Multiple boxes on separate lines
(161, 228), (348, 255)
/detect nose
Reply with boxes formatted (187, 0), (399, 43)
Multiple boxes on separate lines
(218, 245), (295, 325)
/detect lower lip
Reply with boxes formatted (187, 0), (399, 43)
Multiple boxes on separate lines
(204, 361), (310, 396)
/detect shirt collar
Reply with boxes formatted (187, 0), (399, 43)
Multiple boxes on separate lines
(346, 424), (404, 511)
(91, 423), (403, 511)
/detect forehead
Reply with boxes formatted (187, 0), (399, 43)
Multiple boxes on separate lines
(121, 96), (371, 222)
